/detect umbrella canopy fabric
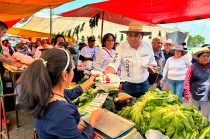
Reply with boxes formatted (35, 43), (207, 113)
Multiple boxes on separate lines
(8, 16), (185, 42)
(61, 5), (154, 26)
(61, 0), (210, 24)
(0, 0), (72, 22)
(7, 27), (51, 38)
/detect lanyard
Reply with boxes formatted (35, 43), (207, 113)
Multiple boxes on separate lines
(103, 48), (113, 58)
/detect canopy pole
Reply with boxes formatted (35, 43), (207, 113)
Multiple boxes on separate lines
(101, 11), (104, 43)
(50, 7), (53, 41)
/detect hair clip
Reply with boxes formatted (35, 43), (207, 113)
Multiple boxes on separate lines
(39, 58), (48, 67)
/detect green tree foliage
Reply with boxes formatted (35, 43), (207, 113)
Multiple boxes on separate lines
(187, 35), (205, 47)
(158, 31), (161, 36)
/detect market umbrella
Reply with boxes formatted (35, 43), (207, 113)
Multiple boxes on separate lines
(61, 5), (154, 40)
(0, 0), (73, 22)
(62, 0), (210, 24)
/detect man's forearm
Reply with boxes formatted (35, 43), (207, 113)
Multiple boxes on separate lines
(0, 54), (14, 65)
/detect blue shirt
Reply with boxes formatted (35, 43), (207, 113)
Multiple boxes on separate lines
(34, 86), (94, 139)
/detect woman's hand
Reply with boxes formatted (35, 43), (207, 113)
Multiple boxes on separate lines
(160, 79), (164, 87)
(184, 94), (190, 101)
(89, 108), (103, 127)
(80, 74), (98, 91)
(77, 119), (86, 132)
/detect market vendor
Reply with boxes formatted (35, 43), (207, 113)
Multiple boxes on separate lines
(0, 21), (21, 95)
(184, 47), (210, 120)
(18, 48), (102, 138)
(105, 22), (157, 98)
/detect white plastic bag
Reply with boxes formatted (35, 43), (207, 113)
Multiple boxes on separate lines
(132, 132), (143, 139)
(145, 129), (169, 139)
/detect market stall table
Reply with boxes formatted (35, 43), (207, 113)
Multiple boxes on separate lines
(3, 64), (24, 128)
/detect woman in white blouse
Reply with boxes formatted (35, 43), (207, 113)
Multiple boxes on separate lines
(161, 45), (191, 102)
(94, 33), (116, 72)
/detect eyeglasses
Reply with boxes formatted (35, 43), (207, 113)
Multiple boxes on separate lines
(106, 40), (114, 42)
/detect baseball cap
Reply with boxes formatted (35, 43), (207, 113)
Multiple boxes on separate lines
(88, 37), (96, 42)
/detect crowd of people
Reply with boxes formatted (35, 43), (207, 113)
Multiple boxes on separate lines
(0, 20), (210, 138)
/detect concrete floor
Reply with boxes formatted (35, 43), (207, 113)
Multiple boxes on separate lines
(5, 109), (34, 139)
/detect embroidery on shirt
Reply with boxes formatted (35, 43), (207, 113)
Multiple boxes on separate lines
(112, 53), (118, 63)
(141, 54), (149, 57)
(125, 60), (131, 77)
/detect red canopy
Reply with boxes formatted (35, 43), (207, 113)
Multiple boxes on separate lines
(61, 0), (210, 24)
(61, 5), (153, 26)
(5, 19), (21, 28)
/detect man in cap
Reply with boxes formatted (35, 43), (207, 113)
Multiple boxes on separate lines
(184, 47), (210, 120)
(79, 36), (99, 62)
(105, 22), (157, 98)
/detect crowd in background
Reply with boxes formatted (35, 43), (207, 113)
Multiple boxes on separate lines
(0, 20), (210, 138)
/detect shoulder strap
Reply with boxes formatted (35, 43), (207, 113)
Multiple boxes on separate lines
(103, 48), (113, 58)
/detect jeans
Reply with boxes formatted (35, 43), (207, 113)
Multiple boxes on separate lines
(189, 98), (210, 120)
(121, 80), (149, 98)
(168, 79), (184, 102)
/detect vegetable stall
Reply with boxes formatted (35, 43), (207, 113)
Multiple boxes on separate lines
(67, 80), (210, 139)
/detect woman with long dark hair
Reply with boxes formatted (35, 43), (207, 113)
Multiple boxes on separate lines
(18, 48), (102, 138)
(94, 33), (116, 72)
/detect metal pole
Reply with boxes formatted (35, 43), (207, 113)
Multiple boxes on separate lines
(101, 11), (104, 43)
(50, 8), (53, 41)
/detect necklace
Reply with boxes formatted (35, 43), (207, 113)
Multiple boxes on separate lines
(52, 92), (71, 104)
(53, 92), (65, 98)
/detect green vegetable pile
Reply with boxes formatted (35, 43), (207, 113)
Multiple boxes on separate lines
(118, 88), (210, 139)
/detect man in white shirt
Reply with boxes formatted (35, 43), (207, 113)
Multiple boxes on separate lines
(105, 22), (157, 98)
(79, 37), (99, 70)
(79, 37), (99, 62)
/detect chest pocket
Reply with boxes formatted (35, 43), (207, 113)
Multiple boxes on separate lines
(140, 53), (150, 67)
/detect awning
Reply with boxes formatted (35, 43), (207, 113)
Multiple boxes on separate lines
(7, 27), (50, 38)
(0, 0), (72, 22)
(61, 0), (210, 24)
(61, 5), (153, 26)
(8, 16), (185, 42)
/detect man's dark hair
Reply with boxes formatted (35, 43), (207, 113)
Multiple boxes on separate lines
(0, 21), (8, 30)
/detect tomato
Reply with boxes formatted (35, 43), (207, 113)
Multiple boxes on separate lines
(105, 78), (110, 81)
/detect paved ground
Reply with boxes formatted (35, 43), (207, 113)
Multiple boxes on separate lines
(5, 109), (34, 139)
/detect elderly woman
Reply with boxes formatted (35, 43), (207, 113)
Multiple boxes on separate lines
(93, 33), (116, 72)
(162, 45), (191, 102)
(184, 47), (210, 120)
